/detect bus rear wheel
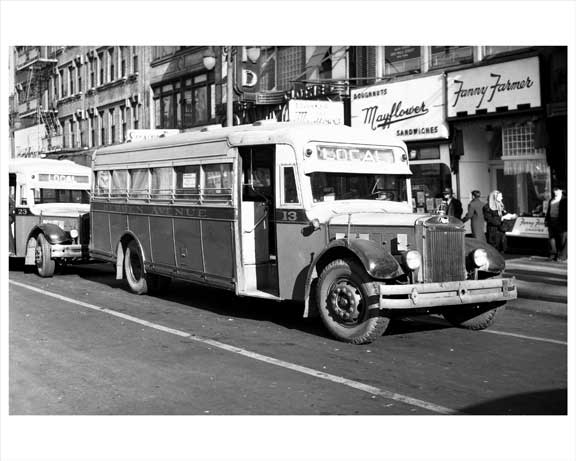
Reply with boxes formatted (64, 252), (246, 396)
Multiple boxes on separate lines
(124, 240), (148, 295)
(35, 233), (55, 278)
(316, 259), (389, 344)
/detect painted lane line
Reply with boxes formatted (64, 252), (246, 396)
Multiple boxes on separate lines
(10, 280), (458, 415)
(404, 317), (567, 346)
(481, 329), (567, 346)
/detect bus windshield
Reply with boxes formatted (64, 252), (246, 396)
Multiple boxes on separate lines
(310, 172), (408, 203)
(34, 188), (90, 205)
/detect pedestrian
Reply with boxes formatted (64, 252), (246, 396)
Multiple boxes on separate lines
(462, 190), (486, 241)
(441, 187), (463, 220)
(483, 190), (516, 252)
(545, 186), (567, 261)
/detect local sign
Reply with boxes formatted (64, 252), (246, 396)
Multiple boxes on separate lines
(350, 74), (449, 141)
(447, 56), (541, 118)
(316, 145), (395, 163)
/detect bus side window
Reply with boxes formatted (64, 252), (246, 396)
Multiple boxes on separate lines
(129, 168), (150, 200)
(282, 166), (299, 205)
(175, 165), (200, 203)
(96, 171), (111, 197)
(111, 170), (129, 198)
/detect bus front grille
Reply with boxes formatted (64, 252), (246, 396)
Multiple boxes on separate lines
(424, 227), (465, 282)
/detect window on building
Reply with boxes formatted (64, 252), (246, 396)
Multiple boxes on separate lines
(108, 48), (115, 81)
(352, 46), (377, 85)
(89, 58), (95, 88)
(60, 69), (66, 97)
(132, 47), (139, 74)
(77, 63), (82, 93)
(61, 118), (68, 148)
(484, 46), (529, 57)
(120, 106), (127, 142)
(90, 113), (96, 147)
(277, 46), (305, 91)
(80, 118), (86, 147)
(99, 111), (106, 145)
(98, 52), (104, 85)
(109, 108), (115, 144)
(410, 163), (452, 213)
(319, 47), (332, 80)
(69, 66), (75, 95)
(429, 46), (473, 69)
(153, 73), (215, 129)
(133, 104), (139, 129)
(384, 46), (421, 75)
(70, 119), (76, 148)
(120, 46), (127, 77)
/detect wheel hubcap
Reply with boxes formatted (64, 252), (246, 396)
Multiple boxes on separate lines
(328, 280), (363, 323)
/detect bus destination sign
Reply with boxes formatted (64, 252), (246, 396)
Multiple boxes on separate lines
(316, 145), (394, 163)
(38, 174), (90, 184)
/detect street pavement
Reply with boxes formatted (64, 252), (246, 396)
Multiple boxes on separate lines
(503, 254), (568, 317)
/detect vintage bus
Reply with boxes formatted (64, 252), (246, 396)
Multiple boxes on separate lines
(9, 158), (91, 277)
(90, 122), (517, 344)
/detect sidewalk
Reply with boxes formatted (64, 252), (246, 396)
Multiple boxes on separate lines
(503, 254), (568, 317)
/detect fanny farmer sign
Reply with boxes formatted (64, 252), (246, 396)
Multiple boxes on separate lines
(350, 74), (449, 141)
(446, 56), (541, 117)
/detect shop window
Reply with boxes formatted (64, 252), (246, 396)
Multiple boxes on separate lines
(429, 46), (473, 69)
(384, 46), (421, 76)
(410, 163), (452, 213)
(409, 146), (440, 161)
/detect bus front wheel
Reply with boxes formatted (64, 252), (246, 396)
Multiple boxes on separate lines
(316, 259), (390, 344)
(124, 240), (148, 295)
(35, 233), (55, 278)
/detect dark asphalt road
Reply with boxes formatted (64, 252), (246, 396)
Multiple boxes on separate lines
(8, 261), (567, 417)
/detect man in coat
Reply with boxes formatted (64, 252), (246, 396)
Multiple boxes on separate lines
(462, 190), (486, 241)
(442, 187), (463, 220)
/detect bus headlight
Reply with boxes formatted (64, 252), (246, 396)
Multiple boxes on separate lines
(69, 229), (79, 239)
(473, 249), (488, 268)
(405, 250), (421, 270)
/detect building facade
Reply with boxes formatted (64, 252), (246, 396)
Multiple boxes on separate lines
(10, 45), (567, 233)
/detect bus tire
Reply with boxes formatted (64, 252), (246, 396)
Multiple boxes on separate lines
(124, 240), (148, 295)
(443, 302), (505, 330)
(316, 259), (389, 344)
(35, 233), (55, 278)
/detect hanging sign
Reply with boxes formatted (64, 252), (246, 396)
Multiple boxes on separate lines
(446, 56), (541, 118)
(288, 100), (344, 125)
(350, 74), (448, 141)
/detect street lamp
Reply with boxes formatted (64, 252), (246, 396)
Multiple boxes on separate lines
(203, 46), (260, 127)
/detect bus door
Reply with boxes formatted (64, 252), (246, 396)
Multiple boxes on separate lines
(238, 145), (278, 296)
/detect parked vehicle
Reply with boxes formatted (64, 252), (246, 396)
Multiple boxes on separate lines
(9, 158), (91, 277)
(90, 121), (517, 343)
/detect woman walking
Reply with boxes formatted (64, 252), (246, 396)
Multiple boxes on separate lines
(545, 186), (567, 261)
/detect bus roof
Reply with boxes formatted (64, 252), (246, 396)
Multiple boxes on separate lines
(92, 122), (408, 168)
(9, 158), (91, 176)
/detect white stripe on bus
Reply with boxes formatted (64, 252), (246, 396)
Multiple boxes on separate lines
(10, 280), (458, 415)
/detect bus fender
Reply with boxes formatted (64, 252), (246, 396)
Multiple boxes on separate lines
(303, 238), (403, 318)
(30, 224), (71, 245)
(464, 236), (505, 273)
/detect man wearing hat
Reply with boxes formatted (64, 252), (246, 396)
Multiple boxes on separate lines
(442, 187), (463, 220)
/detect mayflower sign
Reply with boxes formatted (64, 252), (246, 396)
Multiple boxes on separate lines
(447, 56), (541, 117)
(350, 74), (449, 141)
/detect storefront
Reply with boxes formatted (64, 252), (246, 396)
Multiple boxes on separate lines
(350, 73), (452, 213)
(446, 55), (550, 239)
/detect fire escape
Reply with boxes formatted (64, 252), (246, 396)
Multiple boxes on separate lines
(15, 46), (62, 155)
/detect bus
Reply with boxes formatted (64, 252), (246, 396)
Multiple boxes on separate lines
(9, 158), (91, 277)
(90, 121), (517, 344)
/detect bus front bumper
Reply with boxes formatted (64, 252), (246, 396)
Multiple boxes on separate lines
(50, 243), (89, 259)
(376, 277), (517, 309)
